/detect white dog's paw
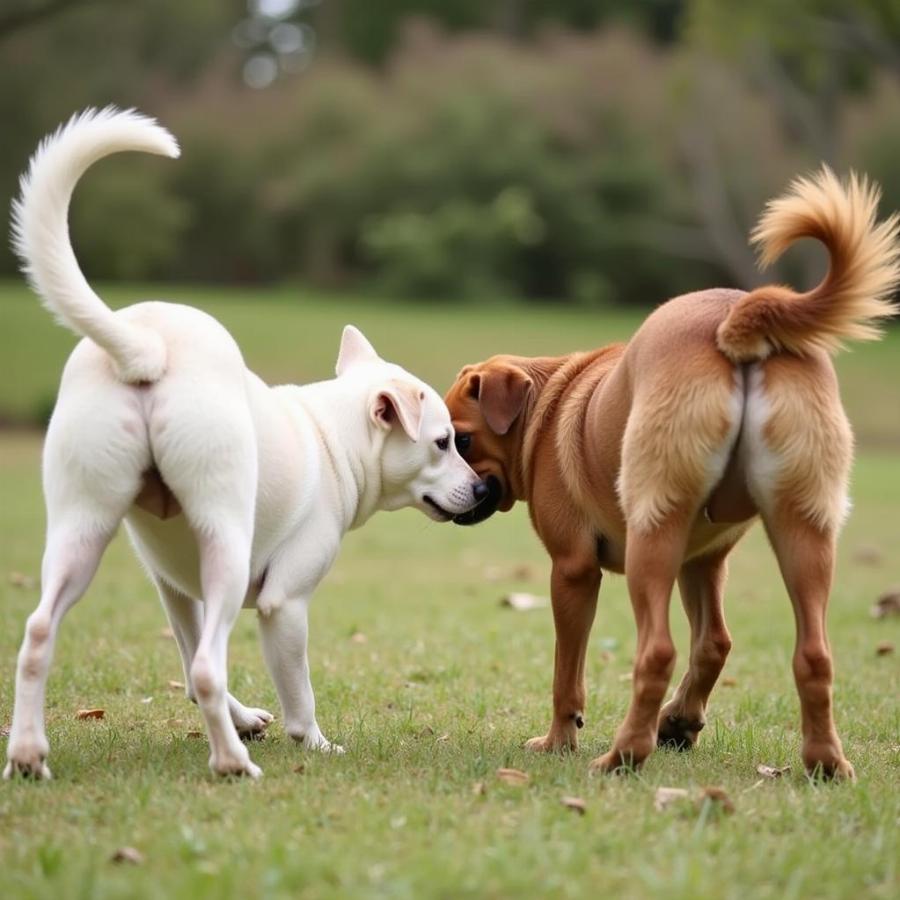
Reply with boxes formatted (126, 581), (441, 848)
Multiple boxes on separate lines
(4, 741), (52, 781)
(209, 748), (262, 780)
(229, 701), (274, 740)
(289, 723), (345, 754)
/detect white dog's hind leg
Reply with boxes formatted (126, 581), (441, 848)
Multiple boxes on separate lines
(4, 528), (111, 780)
(155, 578), (273, 737)
(188, 525), (261, 778)
(258, 598), (343, 753)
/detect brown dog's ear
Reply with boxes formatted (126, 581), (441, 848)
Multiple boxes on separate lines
(371, 380), (425, 442)
(476, 367), (531, 435)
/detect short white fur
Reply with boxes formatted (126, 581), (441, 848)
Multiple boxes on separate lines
(4, 108), (483, 781)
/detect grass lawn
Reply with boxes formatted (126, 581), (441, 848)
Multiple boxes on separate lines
(1, 283), (898, 899)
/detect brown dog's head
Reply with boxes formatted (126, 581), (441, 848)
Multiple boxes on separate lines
(443, 356), (534, 525)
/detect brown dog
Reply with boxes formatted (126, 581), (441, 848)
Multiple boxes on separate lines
(446, 168), (899, 779)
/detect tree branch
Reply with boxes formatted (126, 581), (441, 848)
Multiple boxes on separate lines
(678, 125), (762, 289)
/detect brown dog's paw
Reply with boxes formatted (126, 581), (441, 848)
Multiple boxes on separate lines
(589, 750), (632, 775)
(589, 747), (646, 775)
(525, 729), (577, 754)
(803, 747), (856, 782)
(656, 713), (704, 751)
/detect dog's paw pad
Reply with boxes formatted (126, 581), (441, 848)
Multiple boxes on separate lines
(233, 706), (274, 740)
(210, 755), (262, 780)
(656, 714), (704, 751)
(290, 726), (344, 754)
(3, 758), (52, 781)
(524, 732), (576, 754)
(803, 753), (856, 782)
(305, 735), (344, 754)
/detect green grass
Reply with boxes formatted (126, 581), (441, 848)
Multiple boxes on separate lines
(1, 285), (899, 899)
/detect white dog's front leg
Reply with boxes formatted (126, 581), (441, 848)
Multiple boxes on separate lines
(258, 597), (343, 753)
(155, 578), (273, 739)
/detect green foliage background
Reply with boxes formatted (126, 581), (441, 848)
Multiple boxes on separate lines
(2, 1), (900, 302)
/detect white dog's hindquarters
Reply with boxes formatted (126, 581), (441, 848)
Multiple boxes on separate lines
(10, 107), (180, 383)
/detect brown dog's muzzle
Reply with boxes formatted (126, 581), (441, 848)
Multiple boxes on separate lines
(452, 474), (504, 525)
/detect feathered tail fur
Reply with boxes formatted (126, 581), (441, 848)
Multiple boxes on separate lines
(11, 107), (180, 382)
(717, 166), (900, 361)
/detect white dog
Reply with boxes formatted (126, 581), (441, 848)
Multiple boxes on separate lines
(4, 108), (487, 780)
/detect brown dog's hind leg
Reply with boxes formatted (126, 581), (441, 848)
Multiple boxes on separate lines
(766, 517), (854, 780)
(744, 354), (854, 779)
(657, 550), (733, 750)
(590, 525), (684, 774)
(525, 548), (601, 753)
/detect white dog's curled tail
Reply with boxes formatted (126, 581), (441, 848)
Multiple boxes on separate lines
(11, 107), (180, 383)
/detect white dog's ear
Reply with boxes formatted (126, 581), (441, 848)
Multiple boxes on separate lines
(336, 325), (379, 376)
(371, 380), (424, 442)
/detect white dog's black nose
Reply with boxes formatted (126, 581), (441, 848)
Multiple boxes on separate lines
(473, 480), (490, 502)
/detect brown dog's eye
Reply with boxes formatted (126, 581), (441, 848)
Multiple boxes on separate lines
(435, 436), (450, 451)
(454, 433), (472, 455)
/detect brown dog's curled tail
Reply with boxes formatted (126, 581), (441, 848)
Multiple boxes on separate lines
(717, 166), (900, 361)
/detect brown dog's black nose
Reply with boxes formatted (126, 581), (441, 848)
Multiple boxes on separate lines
(473, 480), (490, 502)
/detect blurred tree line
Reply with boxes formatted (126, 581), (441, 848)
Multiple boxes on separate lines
(1, 0), (899, 304)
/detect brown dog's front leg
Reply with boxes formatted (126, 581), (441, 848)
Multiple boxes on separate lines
(525, 553), (601, 753)
(591, 527), (682, 773)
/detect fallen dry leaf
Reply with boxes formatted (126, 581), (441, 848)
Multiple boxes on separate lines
(875, 641), (895, 656)
(293, 764), (305, 774)
(350, 632), (368, 644)
(699, 786), (735, 814)
(496, 767), (530, 786)
(8, 571), (36, 589)
(417, 725), (435, 738)
(436, 733), (450, 743)
(186, 730), (205, 739)
(110, 847), (144, 865)
(871, 591), (900, 619)
(721, 676), (738, 687)
(501, 592), (549, 611)
(75, 708), (105, 720)
(167, 680), (184, 691)
(756, 763), (791, 779)
(561, 796), (587, 815)
(654, 787), (690, 811)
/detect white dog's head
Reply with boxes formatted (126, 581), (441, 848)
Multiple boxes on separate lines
(336, 325), (489, 521)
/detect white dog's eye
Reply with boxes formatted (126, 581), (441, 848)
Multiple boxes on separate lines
(435, 436), (449, 451)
